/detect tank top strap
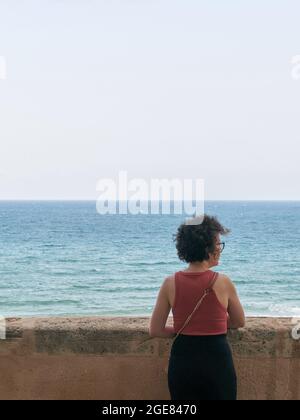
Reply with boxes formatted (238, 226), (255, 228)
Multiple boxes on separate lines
(206, 271), (219, 291)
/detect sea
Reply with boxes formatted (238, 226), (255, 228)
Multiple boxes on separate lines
(0, 201), (299, 318)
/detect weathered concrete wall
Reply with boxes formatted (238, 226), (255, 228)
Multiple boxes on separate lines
(0, 317), (299, 400)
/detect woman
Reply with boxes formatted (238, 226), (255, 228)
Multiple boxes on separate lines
(149, 214), (245, 401)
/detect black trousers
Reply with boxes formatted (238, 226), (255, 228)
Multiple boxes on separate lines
(168, 334), (237, 401)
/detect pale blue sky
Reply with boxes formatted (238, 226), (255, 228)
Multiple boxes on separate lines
(0, 0), (299, 200)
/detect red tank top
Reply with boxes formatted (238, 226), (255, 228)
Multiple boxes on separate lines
(172, 270), (228, 336)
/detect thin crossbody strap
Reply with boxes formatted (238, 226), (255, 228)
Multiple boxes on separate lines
(173, 271), (218, 341)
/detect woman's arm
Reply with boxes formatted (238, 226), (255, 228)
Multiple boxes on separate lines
(225, 276), (246, 329)
(149, 277), (176, 338)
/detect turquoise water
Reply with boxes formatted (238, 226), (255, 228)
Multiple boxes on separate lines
(0, 201), (299, 317)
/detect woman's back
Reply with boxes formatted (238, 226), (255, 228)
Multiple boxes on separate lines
(170, 270), (228, 335)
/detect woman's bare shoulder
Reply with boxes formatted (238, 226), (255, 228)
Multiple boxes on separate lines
(164, 273), (176, 284)
(217, 272), (232, 282)
(163, 273), (177, 290)
(216, 273), (236, 292)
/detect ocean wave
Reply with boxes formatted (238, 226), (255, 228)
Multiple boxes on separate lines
(1, 299), (81, 307)
(124, 261), (174, 267)
(268, 304), (300, 316)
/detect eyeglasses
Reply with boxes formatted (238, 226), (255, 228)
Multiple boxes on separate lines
(216, 242), (226, 253)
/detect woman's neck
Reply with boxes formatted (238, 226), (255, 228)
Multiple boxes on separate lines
(185, 261), (211, 272)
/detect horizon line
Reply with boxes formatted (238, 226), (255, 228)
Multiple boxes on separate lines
(0, 199), (299, 202)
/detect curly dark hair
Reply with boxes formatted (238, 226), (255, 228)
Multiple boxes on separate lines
(174, 214), (230, 263)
